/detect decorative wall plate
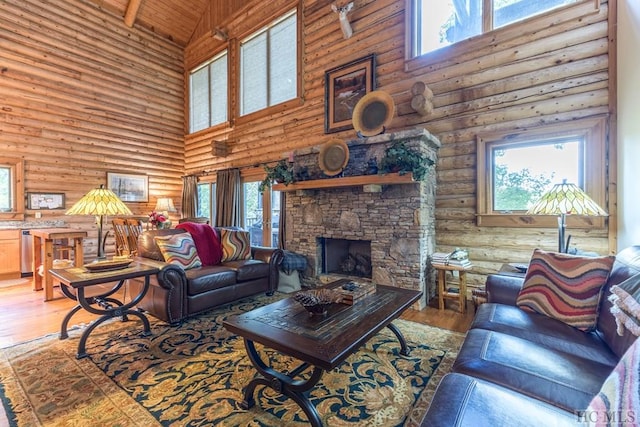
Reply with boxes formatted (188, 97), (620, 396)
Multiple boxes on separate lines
(352, 90), (395, 137)
(318, 139), (349, 176)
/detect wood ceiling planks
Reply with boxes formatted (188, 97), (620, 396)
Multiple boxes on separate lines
(87, 0), (210, 46)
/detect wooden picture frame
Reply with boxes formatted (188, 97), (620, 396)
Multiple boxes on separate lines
(107, 172), (149, 202)
(27, 192), (65, 210)
(324, 54), (376, 134)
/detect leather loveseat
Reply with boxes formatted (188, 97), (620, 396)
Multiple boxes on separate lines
(130, 228), (283, 324)
(421, 246), (640, 426)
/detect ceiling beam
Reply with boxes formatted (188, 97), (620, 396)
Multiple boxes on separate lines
(124, 0), (144, 27)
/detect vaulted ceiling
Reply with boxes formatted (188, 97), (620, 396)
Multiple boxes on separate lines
(87, 0), (211, 46)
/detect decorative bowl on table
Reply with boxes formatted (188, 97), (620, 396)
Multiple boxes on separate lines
(294, 289), (343, 316)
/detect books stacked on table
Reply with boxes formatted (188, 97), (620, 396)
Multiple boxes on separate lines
(339, 281), (376, 305)
(431, 249), (473, 269)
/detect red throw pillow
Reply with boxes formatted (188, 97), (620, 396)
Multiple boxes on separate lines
(516, 249), (615, 331)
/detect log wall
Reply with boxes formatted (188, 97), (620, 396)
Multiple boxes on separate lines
(0, 0), (185, 258)
(184, 0), (615, 288)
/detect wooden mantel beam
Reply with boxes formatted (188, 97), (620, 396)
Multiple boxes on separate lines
(124, 0), (143, 27)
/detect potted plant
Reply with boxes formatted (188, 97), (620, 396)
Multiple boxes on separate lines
(259, 159), (294, 193)
(379, 141), (434, 181)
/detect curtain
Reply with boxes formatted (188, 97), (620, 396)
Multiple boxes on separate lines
(215, 168), (241, 227)
(278, 192), (286, 249)
(181, 175), (198, 218)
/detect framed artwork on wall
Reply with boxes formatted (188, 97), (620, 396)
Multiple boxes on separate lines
(26, 193), (65, 210)
(107, 172), (149, 202)
(324, 54), (376, 134)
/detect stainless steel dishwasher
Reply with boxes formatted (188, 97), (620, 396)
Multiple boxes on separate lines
(21, 230), (33, 277)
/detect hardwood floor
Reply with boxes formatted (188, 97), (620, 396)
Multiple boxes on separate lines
(0, 278), (473, 348)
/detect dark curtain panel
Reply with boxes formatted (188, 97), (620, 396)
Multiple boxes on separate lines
(181, 175), (198, 218)
(215, 168), (241, 227)
(278, 192), (286, 249)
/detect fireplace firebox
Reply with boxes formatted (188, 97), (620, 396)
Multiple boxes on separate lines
(319, 237), (372, 278)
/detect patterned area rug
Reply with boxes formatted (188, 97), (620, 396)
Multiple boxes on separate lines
(0, 293), (465, 426)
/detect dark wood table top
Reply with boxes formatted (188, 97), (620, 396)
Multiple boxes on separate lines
(224, 279), (422, 371)
(50, 262), (159, 288)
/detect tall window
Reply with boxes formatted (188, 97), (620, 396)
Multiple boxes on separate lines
(243, 181), (280, 247)
(411, 0), (577, 56)
(240, 10), (297, 116)
(189, 50), (228, 133)
(476, 117), (606, 227)
(196, 182), (216, 223)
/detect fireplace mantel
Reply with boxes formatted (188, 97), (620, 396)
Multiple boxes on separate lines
(272, 172), (415, 192)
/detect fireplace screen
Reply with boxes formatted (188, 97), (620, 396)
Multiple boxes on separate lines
(319, 238), (372, 278)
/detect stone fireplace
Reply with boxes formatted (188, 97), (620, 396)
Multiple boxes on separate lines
(282, 128), (440, 310)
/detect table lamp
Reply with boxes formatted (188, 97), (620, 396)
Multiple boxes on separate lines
(526, 179), (607, 253)
(66, 184), (132, 259)
(154, 197), (176, 228)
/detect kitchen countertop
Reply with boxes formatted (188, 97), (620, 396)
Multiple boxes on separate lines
(0, 220), (67, 230)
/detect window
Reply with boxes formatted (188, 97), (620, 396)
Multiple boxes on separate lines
(240, 10), (297, 116)
(410, 0), (577, 56)
(0, 158), (24, 219)
(243, 181), (280, 247)
(189, 50), (228, 133)
(476, 117), (606, 227)
(196, 182), (216, 223)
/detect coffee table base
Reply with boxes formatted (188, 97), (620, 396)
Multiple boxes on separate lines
(241, 323), (409, 426)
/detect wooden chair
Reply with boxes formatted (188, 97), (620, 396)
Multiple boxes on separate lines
(112, 218), (144, 256)
(178, 217), (210, 224)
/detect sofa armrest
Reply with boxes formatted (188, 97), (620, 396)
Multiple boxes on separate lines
(251, 246), (284, 294)
(486, 274), (525, 306)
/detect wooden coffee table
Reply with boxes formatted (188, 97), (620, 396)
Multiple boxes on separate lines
(223, 279), (422, 427)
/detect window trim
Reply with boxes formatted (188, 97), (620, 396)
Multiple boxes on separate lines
(0, 157), (25, 220)
(476, 116), (607, 228)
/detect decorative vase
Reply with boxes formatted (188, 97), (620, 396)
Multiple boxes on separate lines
(156, 220), (171, 229)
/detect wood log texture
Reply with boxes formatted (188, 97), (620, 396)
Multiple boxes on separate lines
(0, 0), (185, 259)
(183, 0), (614, 286)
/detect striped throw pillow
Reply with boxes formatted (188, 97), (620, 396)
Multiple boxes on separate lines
(154, 233), (202, 270)
(584, 337), (639, 425)
(516, 249), (615, 331)
(219, 228), (251, 262)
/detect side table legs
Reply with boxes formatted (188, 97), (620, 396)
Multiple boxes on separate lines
(59, 276), (152, 359)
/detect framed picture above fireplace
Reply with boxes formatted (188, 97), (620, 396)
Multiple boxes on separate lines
(324, 54), (376, 134)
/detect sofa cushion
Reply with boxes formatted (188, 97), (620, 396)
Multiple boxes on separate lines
(420, 373), (577, 427)
(222, 259), (269, 282)
(219, 228), (251, 262)
(154, 233), (202, 270)
(516, 249), (615, 331)
(584, 337), (639, 425)
(471, 303), (619, 367)
(453, 328), (613, 412)
(175, 222), (223, 266)
(185, 265), (237, 295)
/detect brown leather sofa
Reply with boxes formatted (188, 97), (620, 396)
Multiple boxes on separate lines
(130, 229), (283, 324)
(421, 246), (640, 426)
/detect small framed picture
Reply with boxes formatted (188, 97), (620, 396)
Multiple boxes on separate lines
(107, 172), (149, 202)
(27, 193), (65, 210)
(324, 54), (376, 134)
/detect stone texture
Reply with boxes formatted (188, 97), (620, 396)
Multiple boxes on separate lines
(285, 128), (440, 309)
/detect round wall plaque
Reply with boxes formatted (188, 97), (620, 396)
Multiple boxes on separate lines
(352, 90), (395, 137)
(318, 139), (349, 176)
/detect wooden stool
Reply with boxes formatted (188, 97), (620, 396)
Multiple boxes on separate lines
(433, 264), (470, 314)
